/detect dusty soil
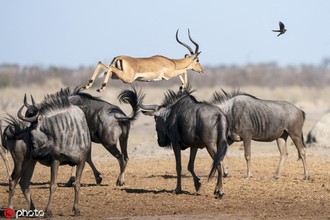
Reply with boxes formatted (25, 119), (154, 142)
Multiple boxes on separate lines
(1, 143), (330, 220)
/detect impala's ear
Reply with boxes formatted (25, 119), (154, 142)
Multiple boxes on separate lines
(196, 51), (202, 56)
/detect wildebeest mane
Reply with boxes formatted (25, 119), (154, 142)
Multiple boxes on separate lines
(160, 85), (197, 107)
(210, 89), (258, 105)
(39, 92), (72, 115)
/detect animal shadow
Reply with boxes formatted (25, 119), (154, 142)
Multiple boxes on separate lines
(118, 187), (197, 196)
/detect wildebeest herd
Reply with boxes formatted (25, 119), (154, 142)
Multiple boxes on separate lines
(0, 29), (310, 218)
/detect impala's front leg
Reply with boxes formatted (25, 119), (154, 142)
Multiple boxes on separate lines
(178, 71), (188, 89)
(83, 61), (108, 90)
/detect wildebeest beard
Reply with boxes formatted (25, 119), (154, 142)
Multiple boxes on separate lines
(155, 112), (171, 148)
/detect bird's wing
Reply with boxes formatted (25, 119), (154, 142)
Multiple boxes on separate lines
(272, 30), (280, 32)
(279, 21), (285, 30)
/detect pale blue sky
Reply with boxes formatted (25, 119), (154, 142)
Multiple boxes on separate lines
(1, 1), (329, 68)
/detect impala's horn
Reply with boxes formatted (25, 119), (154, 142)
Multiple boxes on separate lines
(176, 29), (193, 55)
(188, 29), (200, 55)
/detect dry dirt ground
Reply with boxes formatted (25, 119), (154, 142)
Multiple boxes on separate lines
(0, 145), (330, 220)
(0, 85), (330, 219)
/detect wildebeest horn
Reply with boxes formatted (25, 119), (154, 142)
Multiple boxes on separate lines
(187, 29), (199, 54)
(176, 29), (194, 55)
(139, 103), (159, 111)
(23, 94), (31, 107)
(30, 95), (36, 106)
(17, 105), (39, 123)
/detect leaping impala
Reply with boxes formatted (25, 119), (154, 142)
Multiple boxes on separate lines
(83, 29), (204, 92)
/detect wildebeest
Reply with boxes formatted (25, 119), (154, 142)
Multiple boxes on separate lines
(60, 86), (144, 186)
(2, 115), (37, 210)
(0, 120), (11, 180)
(13, 92), (91, 217)
(140, 87), (228, 198)
(209, 90), (309, 180)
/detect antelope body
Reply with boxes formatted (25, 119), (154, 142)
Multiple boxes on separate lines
(84, 30), (203, 92)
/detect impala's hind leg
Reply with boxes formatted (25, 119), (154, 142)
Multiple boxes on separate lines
(274, 132), (288, 179)
(83, 61), (108, 90)
(98, 65), (136, 93)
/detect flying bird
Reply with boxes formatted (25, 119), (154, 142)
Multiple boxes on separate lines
(272, 21), (287, 37)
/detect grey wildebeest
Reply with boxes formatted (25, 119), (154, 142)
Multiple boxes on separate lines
(209, 90), (309, 180)
(140, 87), (228, 198)
(59, 86), (144, 186)
(12, 92), (91, 217)
(0, 120), (11, 181)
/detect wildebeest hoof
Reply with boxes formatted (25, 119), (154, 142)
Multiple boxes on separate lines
(214, 190), (224, 199)
(272, 175), (280, 180)
(116, 179), (125, 186)
(65, 177), (76, 187)
(194, 181), (202, 192)
(303, 175), (310, 180)
(173, 189), (182, 195)
(223, 172), (230, 178)
(73, 208), (80, 216)
(45, 210), (52, 218)
(96, 176), (103, 185)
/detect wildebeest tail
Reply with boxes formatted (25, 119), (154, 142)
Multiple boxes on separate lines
(208, 115), (228, 180)
(116, 85), (145, 121)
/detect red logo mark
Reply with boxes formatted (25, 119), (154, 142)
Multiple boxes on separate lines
(4, 208), (15, 219)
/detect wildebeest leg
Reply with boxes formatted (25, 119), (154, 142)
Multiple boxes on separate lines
(65, 166), (76, 187)
(106, 144), (126, 186)
(187, 147), (201, 192)
(19, 160), (37, 210)
(274, 132), (289, 179)
(72, 162), (85, 216)
(243, 139), (252, 178)
(8, 174), (20, 209)
(0, 145), (11, 181)
(8, 158), (25, 209)
(118, 134), (129, 186)
(172, 145), (182, 194)
(86, 150), (102, 184)
(222, 156), (229, 177)
(45, 160), (60, 218)
(290, 133), (309, 180)
(222, 139), (234, 177)
(205, 146), (224, 198)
